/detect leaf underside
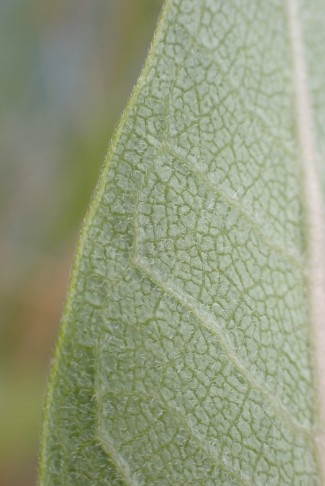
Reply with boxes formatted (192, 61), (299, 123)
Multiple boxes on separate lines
(39, 0), (325, 484)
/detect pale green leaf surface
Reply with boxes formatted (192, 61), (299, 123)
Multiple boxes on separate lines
(39, 0), (325, 484)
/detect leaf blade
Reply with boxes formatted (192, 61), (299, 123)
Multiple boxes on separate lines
(40, 0), (324, 484)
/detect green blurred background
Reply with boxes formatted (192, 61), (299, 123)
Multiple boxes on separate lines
(0, 1), (162, 484)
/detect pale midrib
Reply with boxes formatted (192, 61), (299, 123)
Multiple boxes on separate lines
(287, 0), (325, 480)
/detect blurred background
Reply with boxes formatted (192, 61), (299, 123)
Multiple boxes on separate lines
(0, 1), (162, 484)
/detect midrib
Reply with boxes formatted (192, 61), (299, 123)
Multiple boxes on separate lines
(287, 0), (325, 480)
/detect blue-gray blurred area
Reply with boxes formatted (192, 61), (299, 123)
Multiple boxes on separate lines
(0, 1), (162, 484)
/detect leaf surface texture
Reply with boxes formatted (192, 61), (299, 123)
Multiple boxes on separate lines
(40, 0), (325, 484)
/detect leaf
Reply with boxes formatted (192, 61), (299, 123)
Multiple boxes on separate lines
(39, 0), (325, 484)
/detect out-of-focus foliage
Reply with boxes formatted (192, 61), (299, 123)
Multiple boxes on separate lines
(0, 1), (161, 484)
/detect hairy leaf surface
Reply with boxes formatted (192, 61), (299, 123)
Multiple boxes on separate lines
(39, 0), (325, 484)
